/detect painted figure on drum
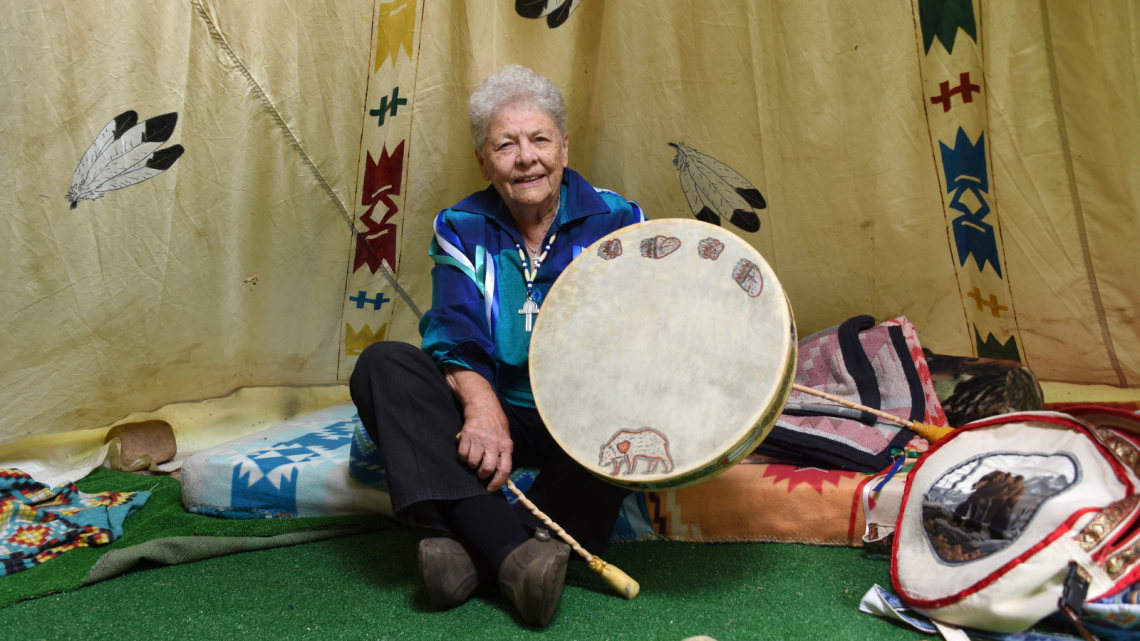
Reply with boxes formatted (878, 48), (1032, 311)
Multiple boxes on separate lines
(599, 427), (674, 476)
(349, 65), (645, 627)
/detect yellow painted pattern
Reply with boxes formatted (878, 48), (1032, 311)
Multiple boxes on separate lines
(374, 0), (417, 72)
(345, 323), (389, 356)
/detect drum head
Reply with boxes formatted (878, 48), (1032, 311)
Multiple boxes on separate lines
(530, 219), (796, 491)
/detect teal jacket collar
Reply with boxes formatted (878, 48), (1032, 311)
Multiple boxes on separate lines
(450, 168), (611, 233)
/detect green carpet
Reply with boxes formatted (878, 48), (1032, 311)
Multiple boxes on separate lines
(2, 527), (930, 640)
(0, 469), (393, 608)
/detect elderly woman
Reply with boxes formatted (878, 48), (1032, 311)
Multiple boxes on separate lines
(350, 65), (644, 626)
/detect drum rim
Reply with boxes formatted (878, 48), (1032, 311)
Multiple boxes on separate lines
(530, 219), (796, 492)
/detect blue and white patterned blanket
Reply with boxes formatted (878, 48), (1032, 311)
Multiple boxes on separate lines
(181, 404), (392, 519)
(181, 403), (655, 542)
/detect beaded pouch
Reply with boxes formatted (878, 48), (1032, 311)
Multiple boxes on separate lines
(892, 407), (1140, 633)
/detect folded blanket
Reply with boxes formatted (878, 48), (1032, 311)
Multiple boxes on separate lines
(756, 316), (947, 473)
(636, 454), (910, 545)
(182, 403), (392, 519)
(0, 469), (149, 577)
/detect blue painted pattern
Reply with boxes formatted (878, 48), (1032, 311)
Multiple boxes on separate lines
(940, 128), (1002, 278)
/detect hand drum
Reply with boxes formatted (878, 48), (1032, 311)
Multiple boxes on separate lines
(530, 219), (796, 491)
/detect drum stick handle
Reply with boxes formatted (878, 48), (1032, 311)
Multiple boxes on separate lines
(790, 384), (956, 443)
(504, 479), (640, 600)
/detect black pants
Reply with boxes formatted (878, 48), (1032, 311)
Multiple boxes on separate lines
(349, 341), (630, 557)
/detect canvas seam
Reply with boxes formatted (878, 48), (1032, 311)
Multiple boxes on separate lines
(976, 2), (1030, 370)
(337, 0), (382, 378)
(1039, 0), (1126, 386)
(907, 0), (973, 354)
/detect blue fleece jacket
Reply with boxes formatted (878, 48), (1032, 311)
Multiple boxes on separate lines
(419, 168), (645, 407)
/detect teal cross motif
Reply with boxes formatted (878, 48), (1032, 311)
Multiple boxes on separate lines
(370, 87), (408, 127)
(350, 291), (390, 310)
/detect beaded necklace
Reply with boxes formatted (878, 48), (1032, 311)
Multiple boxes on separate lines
(515, 232), (557, 332)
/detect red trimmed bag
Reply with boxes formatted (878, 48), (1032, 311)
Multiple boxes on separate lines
(892, 407), (1140, 632)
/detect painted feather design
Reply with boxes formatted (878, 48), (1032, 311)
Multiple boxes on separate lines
(67, 111), (185, 209)
(515, 0), (581, 28)
(668, 142), (766, 233)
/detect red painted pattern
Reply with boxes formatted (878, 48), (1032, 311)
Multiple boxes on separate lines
(354, 142), (405, 274)
(760, 464), (858, 495)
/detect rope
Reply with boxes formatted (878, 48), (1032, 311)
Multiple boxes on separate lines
(191, 0), (421, 319)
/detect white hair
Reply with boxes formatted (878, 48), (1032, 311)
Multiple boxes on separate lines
(468, 65), (567, 153)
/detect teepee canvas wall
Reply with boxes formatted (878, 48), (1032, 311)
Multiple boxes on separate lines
(2, 0), (1138, 446)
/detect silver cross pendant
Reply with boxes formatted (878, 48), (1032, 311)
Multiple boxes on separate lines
(518, 298), (540, 332)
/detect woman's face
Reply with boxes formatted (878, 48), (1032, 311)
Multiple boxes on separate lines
(477, 103), (568, 219)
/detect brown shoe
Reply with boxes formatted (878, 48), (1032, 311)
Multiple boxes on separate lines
(417, 537), (479, 608)
(498, 529), (571, 626)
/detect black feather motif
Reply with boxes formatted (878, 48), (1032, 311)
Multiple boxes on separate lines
(516, 0), (547, 19)
(514, 0), (581, 29)
(546, 0), (576, 27)
(736, 187), (767, 209)
(67, 111), (184, 208)
(668, 142), (766, 233)
(695, 206), (719, 226)
(110, 112), (138, 141)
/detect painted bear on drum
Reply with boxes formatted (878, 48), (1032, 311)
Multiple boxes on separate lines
(599, 428), (674, 476)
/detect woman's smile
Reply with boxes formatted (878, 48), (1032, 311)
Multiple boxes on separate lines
(477, 103), (569, 223)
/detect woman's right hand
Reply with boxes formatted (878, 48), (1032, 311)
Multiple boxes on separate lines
(445, 366), (514, 492)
